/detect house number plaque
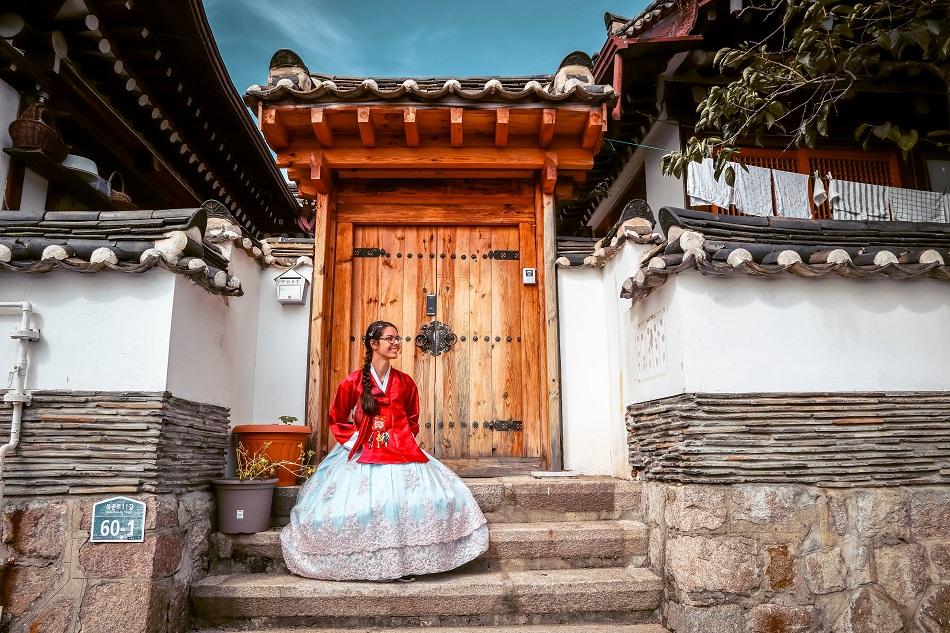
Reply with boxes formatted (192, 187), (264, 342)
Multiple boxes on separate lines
(90, 496), (146, 543)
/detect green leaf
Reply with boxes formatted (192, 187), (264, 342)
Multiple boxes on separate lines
(897, 129), (919, 151)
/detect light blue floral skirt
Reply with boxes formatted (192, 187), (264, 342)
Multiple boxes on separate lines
(280, 437), (489, 581)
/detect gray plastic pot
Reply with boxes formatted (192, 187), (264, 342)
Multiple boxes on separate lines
(212, 478), (278, 534)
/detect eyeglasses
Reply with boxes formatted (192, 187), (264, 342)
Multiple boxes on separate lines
(377, 335), (402, 345)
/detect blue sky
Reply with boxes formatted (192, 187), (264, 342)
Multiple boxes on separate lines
(205, 0), (648, 94)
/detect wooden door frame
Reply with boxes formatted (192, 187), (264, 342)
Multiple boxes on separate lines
(304, 186), (563, 471)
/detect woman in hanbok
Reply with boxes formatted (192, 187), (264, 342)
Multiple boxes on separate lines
(280, 320), (489, 581)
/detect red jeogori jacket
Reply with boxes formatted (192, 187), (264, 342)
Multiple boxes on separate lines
(328, 368), (429, 464)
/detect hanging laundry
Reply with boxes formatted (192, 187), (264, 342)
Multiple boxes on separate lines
(687, 158), (733, 208)
(771, 169), (811, 219)
(732, 164), (774, 217)
(812, 171), (827, 206)
(832, 180), (888, 221)
(886, 186), (948, 223)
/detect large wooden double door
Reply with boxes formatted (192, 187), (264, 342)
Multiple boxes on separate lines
(329, 223), (544, 475)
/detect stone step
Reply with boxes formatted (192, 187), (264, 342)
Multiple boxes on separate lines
(198, 625), (670, 633)
(272, 476), (642, 526)
(214, 520), (649, 573)
(191, 567), (663, 629)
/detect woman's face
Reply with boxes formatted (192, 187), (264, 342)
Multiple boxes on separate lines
(371, 325), (401, 361)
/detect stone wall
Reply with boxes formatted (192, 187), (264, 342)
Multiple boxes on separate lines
(628, 392), (950, 486)
(628, 391), (950, 632)
(0, 390), (230, 632)
(1, 491), (213, 633)
(0, 391), (230, 495)
(642, 482), (950, 632)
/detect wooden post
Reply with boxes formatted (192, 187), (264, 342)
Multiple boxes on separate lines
(495, 108), (509, 147)
(306, 193), (333, 451)
(404, 107), (419, 147)
(540, 186), (563, 471)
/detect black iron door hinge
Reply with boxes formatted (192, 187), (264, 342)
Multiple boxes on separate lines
(486, 250), (519, 261)
(353, 247), (387, 258)
(484, 419), (523, 432)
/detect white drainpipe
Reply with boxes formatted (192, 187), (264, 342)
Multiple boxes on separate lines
(0, 302), (39, 516)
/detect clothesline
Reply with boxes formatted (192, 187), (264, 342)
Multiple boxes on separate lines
(687, 158), (950, 223)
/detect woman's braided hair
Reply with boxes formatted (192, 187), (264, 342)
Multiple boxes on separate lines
(360, 320), (396, 416)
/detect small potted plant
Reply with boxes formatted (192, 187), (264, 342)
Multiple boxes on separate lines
(212, 442), (316, 534)
(231, 415), (311, 487)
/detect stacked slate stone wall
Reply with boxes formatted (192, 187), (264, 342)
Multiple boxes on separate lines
(0, 391), (230, 633)
(628, 392), (950, 632)
(0, 391), (230, 495)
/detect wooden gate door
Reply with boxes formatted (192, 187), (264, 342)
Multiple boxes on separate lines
(330, 223), (543, 476)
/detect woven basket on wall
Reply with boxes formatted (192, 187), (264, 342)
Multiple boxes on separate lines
(9, 102), (68, 163)
(108, 171), (135, 209)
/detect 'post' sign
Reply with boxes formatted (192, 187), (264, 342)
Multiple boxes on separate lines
(90, 497), (146, 543)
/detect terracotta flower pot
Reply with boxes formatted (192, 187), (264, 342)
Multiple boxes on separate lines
(212, 478), (278, 534)
(232, 424), (311, 487)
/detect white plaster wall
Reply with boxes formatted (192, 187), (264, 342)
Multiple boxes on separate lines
(625, 270), (687, 403)
(674, 273), (950, 393)
(558, 266), (615, 475)
(586, 121), (684, 232)
(251, 264), (312, 424)
(0, 80), (18, 199)
(643, 122), (684, 220)
(20, 168), (49, 212)
(0, 271), (175, 391)
(166, 251), (262, 423)
(558, 241), (670, 477)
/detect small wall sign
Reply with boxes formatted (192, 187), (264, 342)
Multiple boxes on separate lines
(90, 496), (146, 543)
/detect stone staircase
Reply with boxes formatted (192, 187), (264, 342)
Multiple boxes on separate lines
(191, 477), (667, 632)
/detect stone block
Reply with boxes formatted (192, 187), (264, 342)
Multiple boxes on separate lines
(834, 587), (903, 633)
(916, 585), (950, 633)
(874, 542), (929, 606)
(664, 486), (727, 533)
(732, 485), (816, 533)
(666, 535), (760, 595)
(649, 520), (665, 572)
(3, 564), (62, 616)
(766, 544), (795, 591)
(840, 539), (871, 589)
(748, 603), (814, 633)
(2, 500), (67, 559)
(910, 490), (950, 538)
(185, 516), (212, 580)
(645, 482), (666, 527)
(927, 541), (950, 579)
(827, 495), (849, 537)
(852, 490), (908, 539)
(79, 531), (184, 578)
(177, 491), (213, 525)
(667, 603), (744, 633)
(167, 580), (192, 633)
(79, 580), (172, 633)
(803, 546), (846, 594)
(24, 598), (74, 633)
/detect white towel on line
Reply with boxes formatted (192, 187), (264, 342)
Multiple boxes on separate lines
(732, 164), (774, 217)
(687, 158), (733, 208)
(771, 169), (811, 219)
(832, 180), (888, 221)
(812, 174), (827, 206)
(886, 187), (947, 223)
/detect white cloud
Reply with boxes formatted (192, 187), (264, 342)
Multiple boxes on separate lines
(217, 0), (364, 73)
